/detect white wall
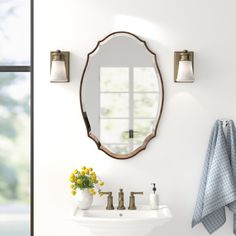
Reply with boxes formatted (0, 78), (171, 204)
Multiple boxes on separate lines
(34, 0), (236, 235)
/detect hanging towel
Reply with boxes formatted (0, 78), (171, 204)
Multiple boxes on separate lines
(192, 120), (236, 234)
(227, 120), (236, 234)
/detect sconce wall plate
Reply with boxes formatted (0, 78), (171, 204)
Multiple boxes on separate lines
(50, 50), (70, 82)
(174, 50), (194, 83)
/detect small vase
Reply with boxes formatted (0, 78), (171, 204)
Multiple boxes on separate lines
(75, 189), (93, 210)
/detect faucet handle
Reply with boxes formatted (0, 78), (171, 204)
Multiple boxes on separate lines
(100, 191), (114, 210)
(128, 192), (143, 210)
(100, 191), (112, 196)
(130, 191), (143, 196)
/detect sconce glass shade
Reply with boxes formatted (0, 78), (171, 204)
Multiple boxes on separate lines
(50, 60), (67, 82)
(174, 50), (194, 83)
(176, 60), (194, 82)
(50, 50), (70, 82)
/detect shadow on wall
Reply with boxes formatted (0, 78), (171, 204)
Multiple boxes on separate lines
(112, 14), (173, 48)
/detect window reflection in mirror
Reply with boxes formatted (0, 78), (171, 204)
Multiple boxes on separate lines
(99, 67), (159, 154)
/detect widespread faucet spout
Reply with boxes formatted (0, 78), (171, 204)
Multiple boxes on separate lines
(117, 189), (126, 210)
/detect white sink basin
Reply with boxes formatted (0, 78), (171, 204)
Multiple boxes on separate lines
(71, 205), (172, 236)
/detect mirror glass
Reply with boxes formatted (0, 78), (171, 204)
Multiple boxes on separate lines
(80, 32), (164, 159)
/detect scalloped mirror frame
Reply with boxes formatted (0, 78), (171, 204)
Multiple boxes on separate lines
(79, 31), (164, 160)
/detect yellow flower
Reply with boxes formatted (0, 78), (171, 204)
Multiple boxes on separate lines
(76, 179), (82, 184)
(82, 166), (86, 170)
(84, 169), (89, 174)
(73, 169), (78, 174)
(69, 175), (75, 182)
(91, 174), (96, 179)
(89, 188), (95, 195)
(89, 167), (93, 171)
(91, 172), (96, 176)
(71, 190), (76, 195)
(70, 184), (74, 188)
(89, 188), (96, 196)
(80, 171), (85, 176)
(69, 178), (74, 182)
(99, 181), (104, 186)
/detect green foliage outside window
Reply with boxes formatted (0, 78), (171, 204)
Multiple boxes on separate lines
(0, 72), (30, 204)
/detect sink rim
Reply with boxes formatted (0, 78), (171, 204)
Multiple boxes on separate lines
(71, 205), (172, 223)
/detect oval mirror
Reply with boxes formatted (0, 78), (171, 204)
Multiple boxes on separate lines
(80, 32), (164, 159)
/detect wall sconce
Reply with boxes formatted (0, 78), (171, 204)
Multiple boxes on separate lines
(50, 50), (70, 82)
(174, 50), (194, 83)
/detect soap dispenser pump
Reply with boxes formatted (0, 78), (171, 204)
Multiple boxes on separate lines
(149, 183), (159, 210)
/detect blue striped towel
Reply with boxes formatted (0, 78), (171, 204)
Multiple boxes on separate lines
(192, 120), (236, 234)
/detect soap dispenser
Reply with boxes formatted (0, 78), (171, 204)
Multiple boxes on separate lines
(149, 183), (159, 210)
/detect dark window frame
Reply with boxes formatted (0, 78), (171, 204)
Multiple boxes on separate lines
(0, 0), (34, 235)
(0, 66), (31, 72)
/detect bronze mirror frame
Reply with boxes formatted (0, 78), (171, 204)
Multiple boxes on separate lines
(79, 31), (164, 159)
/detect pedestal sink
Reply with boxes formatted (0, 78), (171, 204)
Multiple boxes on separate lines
(71, 205), (172, 236)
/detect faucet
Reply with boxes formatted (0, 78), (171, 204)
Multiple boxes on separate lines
(128, 192), (143, 210)
(100, 192), (114, 210)
(117, 189), (126, 210)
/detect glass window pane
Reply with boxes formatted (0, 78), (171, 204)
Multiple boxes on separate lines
(133, 67), (159, 92)
(0, 0), (30, 65)
(133, 119), (155, 144)
(0, 72), (30, 236)
(134, 93), (159, 118)
(100, 67), (129, 92)
(100, 93), (129, 118)
(100, 119), (129, 143)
